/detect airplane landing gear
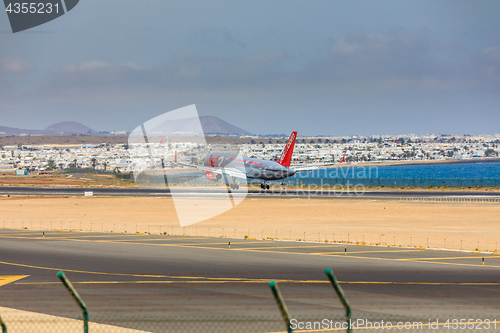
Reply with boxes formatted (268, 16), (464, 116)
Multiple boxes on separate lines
(260, 183), (270, 190)
(229, 177), (239, 190)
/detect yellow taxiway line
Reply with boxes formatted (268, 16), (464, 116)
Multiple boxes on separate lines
(1, 234), (499, 269)
(0, 275), (30, 287)
(0, 261), (496, 287)
(396, 256), (499, 261)
(0, 260), (247, 280)
(14, 280), (500, 286)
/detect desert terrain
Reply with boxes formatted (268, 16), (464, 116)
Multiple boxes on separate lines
(1, 195), (499, 252)
(0, 173), (136, 187)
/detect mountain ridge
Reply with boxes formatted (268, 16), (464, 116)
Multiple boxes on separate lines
(44, 121), (97, 134)
(0, 116), (252, 136)
(199, 116), (251, 135)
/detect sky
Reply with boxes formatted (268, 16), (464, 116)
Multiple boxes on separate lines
(1, 0), (499, 136)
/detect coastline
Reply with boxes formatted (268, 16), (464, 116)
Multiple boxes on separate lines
(333, 157), (500, 168)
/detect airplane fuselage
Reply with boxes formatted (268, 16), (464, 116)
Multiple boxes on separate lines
(204, 153), (296, 181)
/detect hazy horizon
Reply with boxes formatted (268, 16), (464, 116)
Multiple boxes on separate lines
(2, 118), (500, 138)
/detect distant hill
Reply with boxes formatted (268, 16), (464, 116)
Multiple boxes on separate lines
(1, 116), (250, 137)
(0, 125), (48, 135)
(0, 121), (96, 136)
(200, 116), (251, 136)
(149, 116), (252, 136)
(44, 121), (97, 134)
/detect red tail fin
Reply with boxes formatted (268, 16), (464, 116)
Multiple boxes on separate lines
(277, 131), (297, 167)
(339, 151), (346, 164)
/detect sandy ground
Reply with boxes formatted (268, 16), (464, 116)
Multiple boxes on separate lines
(1, 195), (499, 252)
(0, 306), (148, 333)
(0, 173), (136, 187)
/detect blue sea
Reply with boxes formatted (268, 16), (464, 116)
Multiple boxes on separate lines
(284, 161), (500, 188)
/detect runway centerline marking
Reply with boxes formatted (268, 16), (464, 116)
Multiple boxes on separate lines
(396, 256), (499, 261)
(339, 249), (424, 253)
(307, 249), (425, 255)
(0, 275), (30, 287)
(230, 245), (345, 250)
(111, 240), (271, 246)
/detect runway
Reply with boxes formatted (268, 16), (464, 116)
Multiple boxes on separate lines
(1, 185), (499, 200)
(0, 230), (499, 332)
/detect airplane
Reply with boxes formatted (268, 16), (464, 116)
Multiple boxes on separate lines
(176, 131), (346, 190)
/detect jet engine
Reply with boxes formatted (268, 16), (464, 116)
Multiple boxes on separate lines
(205, 171), (222, 181)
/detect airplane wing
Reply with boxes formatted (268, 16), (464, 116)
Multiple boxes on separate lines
(177, 162), (247, 179)
(292, 151), (347, 172)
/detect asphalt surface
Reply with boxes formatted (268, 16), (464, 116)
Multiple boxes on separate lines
(1, 186), (499, 200)
(1, 229), (499, 330)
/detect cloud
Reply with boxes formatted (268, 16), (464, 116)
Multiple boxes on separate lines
(479, 46), (500, 81)
(330, 30), (429, 57)
(324, 30), (434, 81)
(252, 50), (286, 64)
(50, 53), (280, 94)
(63, 60), (110, 73)
(2, 29), (499, 135)
(32, 31), (497, 107)
(8, 29), (497, 106)
(297, 29), (499, 93)
(195, 28), (246, 49)
(483, 46), (500, 60)
(330, 39), (362, 55)
(0, 57), (34, 73)
(62, 60), (148, 74)
(123, 62), (149, 70)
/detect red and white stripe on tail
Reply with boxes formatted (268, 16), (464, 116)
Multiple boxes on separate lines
(277, 131), (297, 168)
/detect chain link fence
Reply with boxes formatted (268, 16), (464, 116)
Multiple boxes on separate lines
(2, 314), (499, 332)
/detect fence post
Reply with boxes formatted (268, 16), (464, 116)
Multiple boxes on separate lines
(325, 268), (352, 333)
(268, 281), (293, 333)
(0, 314), (6, 333)
(57, 271), (88, 333)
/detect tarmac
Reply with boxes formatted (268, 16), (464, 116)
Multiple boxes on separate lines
(0, 229), (499, 331)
